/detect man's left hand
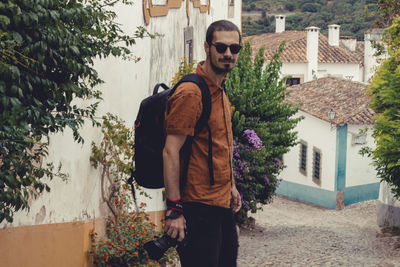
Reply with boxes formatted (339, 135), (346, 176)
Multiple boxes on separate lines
(231, 186), (241, 213)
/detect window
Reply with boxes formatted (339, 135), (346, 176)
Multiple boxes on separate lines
(184, 26), (194, 63)
(312, 148), (322, 185)
(299, 140), (307, 175)
(286, 78), (301, 86)
(351, 132), (367, 146)
(228, 0), (235, 17)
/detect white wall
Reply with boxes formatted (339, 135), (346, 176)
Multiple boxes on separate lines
(364, 31), (387, 83)
(378, 182), (400, 227)
(318, 63), (360, 81)
(281, 62), (360, 83)
(345, 125), (378, 187)
(281, 63), (307, 82)
(1, 1), (242, 228)
(280, 111), (337, 191)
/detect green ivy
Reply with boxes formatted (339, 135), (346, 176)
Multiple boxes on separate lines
(0, 0), (152, 223)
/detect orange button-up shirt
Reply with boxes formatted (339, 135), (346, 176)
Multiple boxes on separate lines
(165, 61), (233, 208)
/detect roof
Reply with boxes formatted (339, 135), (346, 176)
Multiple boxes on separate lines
(339, 40), (365, 65)
(284, 77), (376, 125)
(244, 31), (360, 64)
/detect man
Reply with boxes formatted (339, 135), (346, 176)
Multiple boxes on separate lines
(163, 20), (242, 267)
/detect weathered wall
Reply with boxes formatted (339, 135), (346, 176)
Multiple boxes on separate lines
(377, 182), (400, 228)
(279, 111), (337, 191)
(318, 63), (360, 81)
(345, 124), (378, 187)
(0, 1), (242, 266)
(281, 63), (307, 82)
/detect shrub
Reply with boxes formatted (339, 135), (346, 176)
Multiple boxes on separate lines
(226, 41), (302, 223)
(363, 17), (400, 199)
(171, 59), (196, 87)
(90, 115), (178, 266)
(89, 204), (178, 267)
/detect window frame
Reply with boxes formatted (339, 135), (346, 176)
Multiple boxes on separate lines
(312, 147), (322, 185)
(286, 77), (301, 86)
(299, 140), (308, 176)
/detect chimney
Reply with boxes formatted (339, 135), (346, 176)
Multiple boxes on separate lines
(306, 26), (320, 82)
(328, 24), (340, 46)
(340, 36), (357, 52)
(275, 15), (286, 33)
(364, 28), (386, 82)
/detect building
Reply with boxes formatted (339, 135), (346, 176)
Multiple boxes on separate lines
(0, 1), (242, 266)
(278, 77), (380, 209)
(245, 15), (384, 84)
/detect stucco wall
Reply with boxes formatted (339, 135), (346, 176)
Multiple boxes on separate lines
(281, 63), (307, 82)
(1, 1), (242, 266)
(280, 111), (337, 191)
(281, 62), (360, 84)
(318, 63), (360, 81)
(345, 125), (378, 187)
(377, 182), (400, 228)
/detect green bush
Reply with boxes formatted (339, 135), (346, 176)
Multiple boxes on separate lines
(226, 41), (302, 223)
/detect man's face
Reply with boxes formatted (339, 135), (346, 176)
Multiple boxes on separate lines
(206, 31), (241, 75)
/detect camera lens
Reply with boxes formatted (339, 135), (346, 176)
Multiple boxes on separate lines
(144, 234), (177, 260)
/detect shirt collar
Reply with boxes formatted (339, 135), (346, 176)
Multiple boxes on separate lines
(196, 61), (225, 95)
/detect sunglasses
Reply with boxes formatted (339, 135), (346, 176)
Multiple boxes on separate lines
(211, 42), (242, 54)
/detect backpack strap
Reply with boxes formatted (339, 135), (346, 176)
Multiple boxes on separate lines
(172, 74), (214, 188)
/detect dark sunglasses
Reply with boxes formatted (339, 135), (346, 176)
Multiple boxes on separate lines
(211, 42), (242, 54)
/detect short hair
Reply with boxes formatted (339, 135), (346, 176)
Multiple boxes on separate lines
(206, 20), (241, 45)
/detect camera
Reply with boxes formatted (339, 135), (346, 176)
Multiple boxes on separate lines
(144, 233), (187, 260)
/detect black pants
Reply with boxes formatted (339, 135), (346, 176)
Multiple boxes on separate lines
(177, 202), (238, 267)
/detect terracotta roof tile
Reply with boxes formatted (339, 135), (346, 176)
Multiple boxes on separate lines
(284, 77), (376, 125)
(244, 31), (360, 64)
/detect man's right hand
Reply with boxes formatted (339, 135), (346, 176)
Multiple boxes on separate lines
(164, 210), (186, 242)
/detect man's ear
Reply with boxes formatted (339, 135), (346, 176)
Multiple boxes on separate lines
(204, 41), (210, 55)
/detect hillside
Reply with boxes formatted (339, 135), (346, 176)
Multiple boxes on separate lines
(242, 0), (379, 40)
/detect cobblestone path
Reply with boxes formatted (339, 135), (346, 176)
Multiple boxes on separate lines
(237, 196), (400, 267)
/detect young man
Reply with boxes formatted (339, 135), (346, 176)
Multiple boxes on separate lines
(163, 20), (242, 267)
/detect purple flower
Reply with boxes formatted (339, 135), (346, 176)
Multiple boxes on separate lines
(273, 158), (282, 167)
(240, 193), (250, 209)
(263, 175), (270, 185)
(243, 129), (263, 148)
(234, 152), (240, 159)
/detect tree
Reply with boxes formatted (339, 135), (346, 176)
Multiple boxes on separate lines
(284, 3), (296, 12)
(301, 3), (320, 13)
(375, 0), (400, 27)
(0, 0), (152, 223)
(226, 41), (302, 223)
(364, 17), (400, 199)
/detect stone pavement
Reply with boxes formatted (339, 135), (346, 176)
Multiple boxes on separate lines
(237, 195), (400, 267)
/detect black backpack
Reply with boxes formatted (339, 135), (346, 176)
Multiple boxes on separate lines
(128, 74), (215, 192)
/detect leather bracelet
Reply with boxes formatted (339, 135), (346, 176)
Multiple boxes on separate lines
(166, 198), (183, 213)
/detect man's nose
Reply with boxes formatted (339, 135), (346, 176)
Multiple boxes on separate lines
(224, 46), (233, 57)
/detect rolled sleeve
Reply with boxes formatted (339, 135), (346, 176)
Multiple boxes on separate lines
(165, 83), (202, 136)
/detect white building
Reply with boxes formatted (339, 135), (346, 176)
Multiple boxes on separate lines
(245, 15), (384, 84)
(279, 77), (379, 209)
(0, 1), (242, 266)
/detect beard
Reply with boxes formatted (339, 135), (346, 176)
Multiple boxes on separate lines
(209, 50), (235, 75)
